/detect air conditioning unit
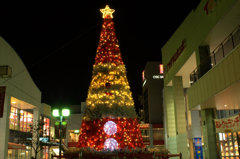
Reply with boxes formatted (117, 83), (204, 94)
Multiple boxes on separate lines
(0, 66), (12, 78)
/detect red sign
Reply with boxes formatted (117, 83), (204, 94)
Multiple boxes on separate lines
(166, 40), (186, 72)
(204, 0), (217, 15)
(0, 86), (6, 118)
(215, 113), (240, 133)
(159, 64), (164, 74)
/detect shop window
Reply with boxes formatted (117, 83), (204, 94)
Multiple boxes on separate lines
(43, 117), (50, 136)
(20, 110), (33, 132)
(42, 146), (49, 159)
(219, 132), (240, 158)
(9, 106), (33, 132)
(9, 107), (19, 130)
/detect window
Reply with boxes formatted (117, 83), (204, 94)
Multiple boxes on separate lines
(43, 117), (50, 136)
(9, 106), (33, 132)
(9, 107), (19, 130)
(20, 110), (33, 132)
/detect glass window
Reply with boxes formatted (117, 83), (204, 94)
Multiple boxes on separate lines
(219, 131), (240, 158)
(9, 107), (19, 130)
(20, 110), (33, 132)
(10, 107), (33, 132)
(42, 117), (50, 136)
(42, 146), (49, 159)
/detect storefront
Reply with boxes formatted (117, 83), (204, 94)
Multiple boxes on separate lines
(218, 132), (240, 158)
(216, 111), (240, 158)
(0, 36), (42, 158)
(8, 143), (31, 159)
(161, 0), (240, 158)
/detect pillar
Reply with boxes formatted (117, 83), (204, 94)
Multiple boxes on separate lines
(0, 93), (10, 159)
(172, 76), (189, 159)
(196, 45), (212, 78)
(201, 109), (218, 159)
(163, 86), (177, 154)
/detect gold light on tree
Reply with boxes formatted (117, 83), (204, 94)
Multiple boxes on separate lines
(78, 5), (144, 151)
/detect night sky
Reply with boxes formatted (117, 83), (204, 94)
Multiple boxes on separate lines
(0, 1), (200, 112)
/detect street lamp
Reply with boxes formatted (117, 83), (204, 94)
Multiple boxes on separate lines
(52, 108), (70, 157)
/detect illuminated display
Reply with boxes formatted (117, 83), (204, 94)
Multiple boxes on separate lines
(77, 4), (145, 151)
(152, 75), (164, 79)
(104, 138), (118, 151)
(100, 5), (115, 19)
(104, 121), (117, 135)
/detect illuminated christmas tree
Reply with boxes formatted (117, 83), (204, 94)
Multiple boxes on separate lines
(77, 5), (144, 151)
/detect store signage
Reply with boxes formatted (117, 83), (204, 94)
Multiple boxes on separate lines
(152, 75), (164, 79)
(0, 86), (6, 118)
(204, 0), (217, 15)
(214, 113), (240, 133)
(166, 40), (186, 72)
(159, 64), (164, 74)
(40, 137), (49, 143)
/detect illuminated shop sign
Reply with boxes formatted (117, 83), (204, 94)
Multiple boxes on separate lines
(142, 80), (147, 87)
(152, 75), (164, 79)
(142, 71), (145, 81)
(159, 64), (164, 74)
(166, 40), (186, 72)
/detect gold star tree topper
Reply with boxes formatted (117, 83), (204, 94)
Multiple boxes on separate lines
(100, 5), (115, 19)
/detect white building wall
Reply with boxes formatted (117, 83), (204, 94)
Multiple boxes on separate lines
(0, 36), (42, 159)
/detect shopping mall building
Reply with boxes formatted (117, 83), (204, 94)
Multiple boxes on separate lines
(0, 36), (53, 159)
(162, 0), (240, 158)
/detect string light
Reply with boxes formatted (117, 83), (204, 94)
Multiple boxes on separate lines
(77, 4), (144, 151)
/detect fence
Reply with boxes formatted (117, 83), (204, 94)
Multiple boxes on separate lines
(52, 152), (182, 159)
(190, 25), (240, 84)
(81, 152), (182, 159)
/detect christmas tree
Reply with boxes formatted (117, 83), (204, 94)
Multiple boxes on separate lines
(77, 5), (144, 151)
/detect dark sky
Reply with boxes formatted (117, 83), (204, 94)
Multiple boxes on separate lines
(0, 1), (199, 112)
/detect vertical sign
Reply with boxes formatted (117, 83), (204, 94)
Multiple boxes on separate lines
(142, 70), (145, 81)
(193, 138), (203, 159)
(0, 86), (6, 118)
(159, 64), (164, 74)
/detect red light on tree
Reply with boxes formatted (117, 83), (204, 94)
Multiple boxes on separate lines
(77, 5), (145, 151)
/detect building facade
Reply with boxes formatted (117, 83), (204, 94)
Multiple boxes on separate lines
(162, 0), (240, 158)
(140, 62), (165, 148)
(65, 102), (86, 150)
(0, 36), (52, 159)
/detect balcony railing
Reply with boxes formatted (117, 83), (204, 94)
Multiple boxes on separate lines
(190, 25), (240, 84)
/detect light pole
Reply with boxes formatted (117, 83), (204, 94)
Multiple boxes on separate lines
(52, 108), (70, 158)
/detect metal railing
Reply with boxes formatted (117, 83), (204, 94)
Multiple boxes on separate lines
(190, 25), (240, 84)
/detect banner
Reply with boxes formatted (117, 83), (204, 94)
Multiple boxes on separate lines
(193, 138), (203, 159)
(0, 86), (6, 118)
(214, 113), (240, 133)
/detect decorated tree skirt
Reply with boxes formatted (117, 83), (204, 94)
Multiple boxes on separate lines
(77, 117), (145, 151)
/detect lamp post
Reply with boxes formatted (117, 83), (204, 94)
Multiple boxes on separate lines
(52, 108), (70, 158)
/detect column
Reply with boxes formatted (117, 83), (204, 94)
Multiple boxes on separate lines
(196, 45), (212, 77)
(173, 76), (188, 159)
(201, 109), (218, 159)
(163, 86), (177, 154)
(0, 94), (11, 159)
